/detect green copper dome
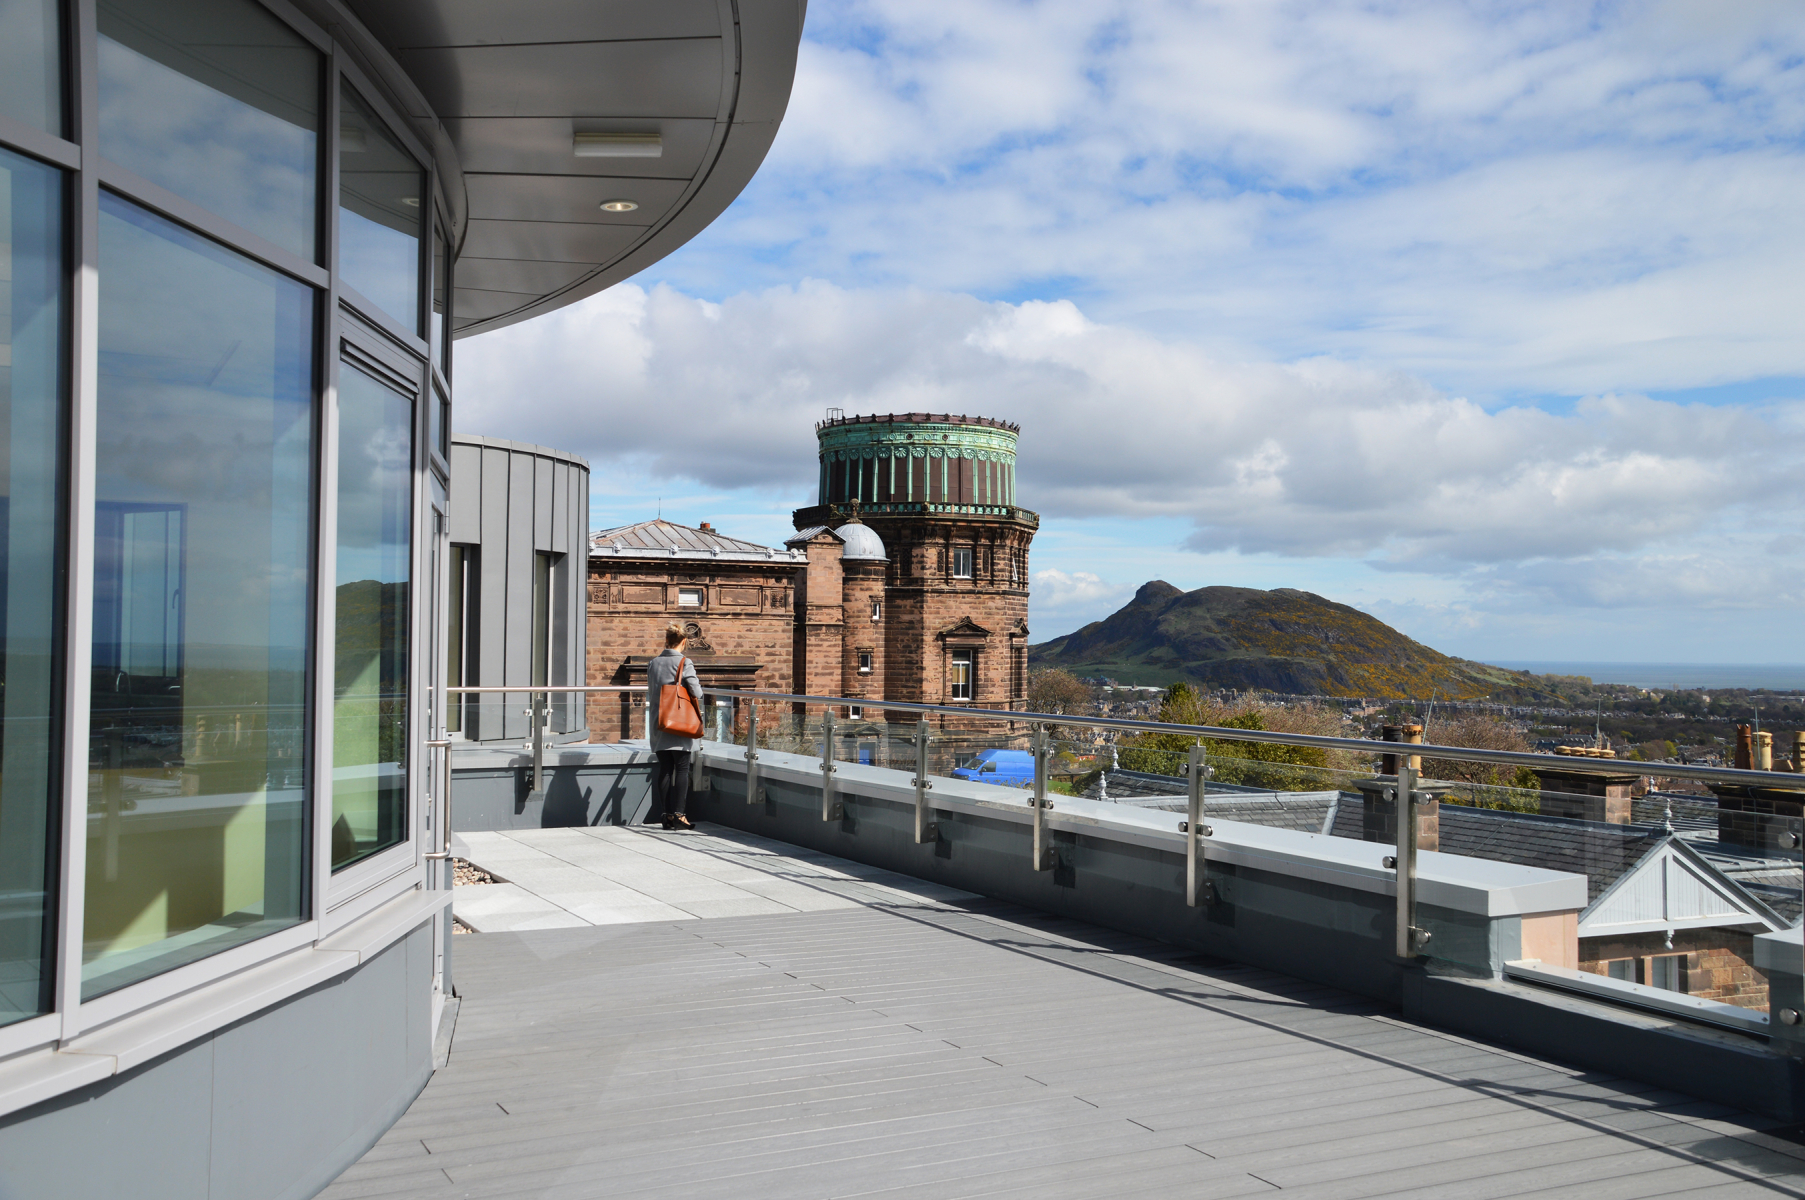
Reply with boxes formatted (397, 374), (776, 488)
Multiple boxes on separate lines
(815, 412), (1019, 512)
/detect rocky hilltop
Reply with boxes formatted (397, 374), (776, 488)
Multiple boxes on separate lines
(1030, 581), (1552, 700)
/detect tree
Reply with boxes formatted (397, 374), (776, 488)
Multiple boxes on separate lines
(1419, 712), (1537, 789)
(1116, 686), (1343, 790)
(1028, 668), (1093, 716)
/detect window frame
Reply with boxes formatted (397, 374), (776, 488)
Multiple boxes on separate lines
(951, 547), (973, 579)
(950, 648), (974, 701)
(677, 586), (705, 608)
(0, 0), (454, 1063)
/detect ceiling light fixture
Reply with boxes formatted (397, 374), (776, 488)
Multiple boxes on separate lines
(573, 132), (662, 158)
(599, 199), (638, 212)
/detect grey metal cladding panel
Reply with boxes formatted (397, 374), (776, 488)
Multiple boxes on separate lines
(732, 0), (806, 124)
(534, 456), (554, 550)
(394, 40), (724, 120)
(458, 219), (642, 263)
(464, 174), (689, 227)
(210, 935), (425, 1200)
(0, 1038), (214, 1198)
(448, 441), (483, 542)
(443, 117), (715, 178)
(454, 257), (599, 297)
(461, 121), (777, 338)
(505, 451), (536, 683)
(353, 0), (722, 47)
(453, 287), (536, 324)
(478, 447), (512, 687)
(551, 459), (570, 555)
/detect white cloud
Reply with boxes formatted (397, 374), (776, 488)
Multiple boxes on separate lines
(656, 0), (1805, 396)
(458, 280), (1805, 607)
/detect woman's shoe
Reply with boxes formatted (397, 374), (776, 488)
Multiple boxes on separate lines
(660, 814), (677, 830)
(670, 814), (695, 831)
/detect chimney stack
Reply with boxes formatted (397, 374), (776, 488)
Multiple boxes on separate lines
(1380, 723), (1423, 777)
(1755, 730), (1773, 771)
(1735, 724), (1754, 770)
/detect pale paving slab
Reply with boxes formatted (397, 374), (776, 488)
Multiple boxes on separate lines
(326, 888), (1805, 1199)
(453, 822), (980, 931)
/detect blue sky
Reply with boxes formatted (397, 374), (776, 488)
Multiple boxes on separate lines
(459, 1), (1805, 663)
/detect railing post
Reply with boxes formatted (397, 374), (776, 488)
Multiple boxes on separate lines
(821, 707), (841, 820)
(529, 690), (546, 799)
(912, 718), (935, 843)
(1394, 763), (1430, 957)
(1186, 745), (1214, 906)
(1031, 723), (1053, 870)
(744, 701), (762, 805)
(690, 697), (709, 795)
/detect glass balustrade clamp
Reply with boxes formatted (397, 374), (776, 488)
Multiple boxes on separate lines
(821, 709), (842, 820)
(1031, 724), (1054, 871)
(913, 718), (936, 843)
(1394, 764), (1431, 957)
(745, 703), (764, 805)
(1185, 745), (1216, 907)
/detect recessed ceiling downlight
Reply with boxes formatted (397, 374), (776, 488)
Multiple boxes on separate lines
(600, 199), (638, 212)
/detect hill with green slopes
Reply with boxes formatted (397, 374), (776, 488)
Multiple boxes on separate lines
(1029, 581), (1579, 701)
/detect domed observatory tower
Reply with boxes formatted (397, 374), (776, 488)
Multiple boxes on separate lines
(793, 413), (1039, 727)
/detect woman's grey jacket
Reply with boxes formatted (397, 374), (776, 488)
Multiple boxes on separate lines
(645, 649), (703, 752)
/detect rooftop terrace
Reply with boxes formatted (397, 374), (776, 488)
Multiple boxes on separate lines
(323, 825), (1805, 1199)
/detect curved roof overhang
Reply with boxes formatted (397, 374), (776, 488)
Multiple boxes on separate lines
(340, 0), (804, 337)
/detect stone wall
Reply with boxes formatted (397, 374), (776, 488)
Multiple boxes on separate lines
(585, 558), (798, 740)
(1579, 928), (1767, 1009)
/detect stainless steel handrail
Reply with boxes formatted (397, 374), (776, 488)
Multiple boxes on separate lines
(691, 686), (1798, 789)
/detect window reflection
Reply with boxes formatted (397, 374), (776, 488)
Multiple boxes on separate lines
(333, 365), (412, 870)
(86, 193), (313, 999)
(339, 83), (422, 332)
(0, 0), (63, 135)
(97, 0), (320, 260)
(0, 148), (66, 1028)
(430, 228), (449, 374)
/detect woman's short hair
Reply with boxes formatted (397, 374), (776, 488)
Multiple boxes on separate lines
(665, 623), (686, 648)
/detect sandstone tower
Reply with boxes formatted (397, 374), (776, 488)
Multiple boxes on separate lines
(790, 413), (1038, 721)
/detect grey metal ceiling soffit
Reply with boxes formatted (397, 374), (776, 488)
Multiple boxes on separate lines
(347, 0), (804, 337)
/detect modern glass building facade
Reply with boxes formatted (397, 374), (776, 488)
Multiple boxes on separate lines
(0, 1), (800, 1193)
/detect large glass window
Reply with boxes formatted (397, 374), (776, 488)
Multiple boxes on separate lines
(97, 0), (321, 260)
(338, 82), (422, 332)
(332, 364), (412, 870)
(0, 149), (66, 1027)
(0, 0), (64, 135)
(85, 193), (313, 999)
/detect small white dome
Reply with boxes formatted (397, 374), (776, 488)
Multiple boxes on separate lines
(835, 520), (888, 561)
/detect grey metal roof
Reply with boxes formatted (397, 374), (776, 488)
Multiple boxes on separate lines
(787, 525), (835, 544)
(345, 0), (804, 337)
(449, 432), (589, 470)
(589, 518), (805, 563)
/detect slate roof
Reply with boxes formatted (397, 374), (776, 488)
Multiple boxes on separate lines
(1329, 802), (1668, 904)
(590, 519), (806, 563)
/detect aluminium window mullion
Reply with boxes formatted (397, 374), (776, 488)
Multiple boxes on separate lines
(56, 0), (101, 1044)
(312, 46), (343, 930)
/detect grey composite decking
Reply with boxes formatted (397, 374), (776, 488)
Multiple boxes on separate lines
(323, 831), (1805, 1200)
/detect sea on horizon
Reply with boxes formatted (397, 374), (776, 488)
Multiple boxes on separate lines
(1489, 661), (1805, 692)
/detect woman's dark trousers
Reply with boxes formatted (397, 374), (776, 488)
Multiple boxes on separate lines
(653, 749), (691, 820)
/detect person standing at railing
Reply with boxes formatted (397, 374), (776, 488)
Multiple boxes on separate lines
(647, 623), (704, 830)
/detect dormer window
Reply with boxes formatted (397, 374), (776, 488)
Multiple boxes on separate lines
(951, 547), (973, 579)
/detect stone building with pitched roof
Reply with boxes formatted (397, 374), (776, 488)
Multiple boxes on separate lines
(585, 413), (1041, 749)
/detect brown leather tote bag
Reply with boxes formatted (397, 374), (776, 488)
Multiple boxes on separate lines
(657, 657), (703, 738)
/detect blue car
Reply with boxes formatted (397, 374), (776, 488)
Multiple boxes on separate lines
(951, 748), (1036, 787)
